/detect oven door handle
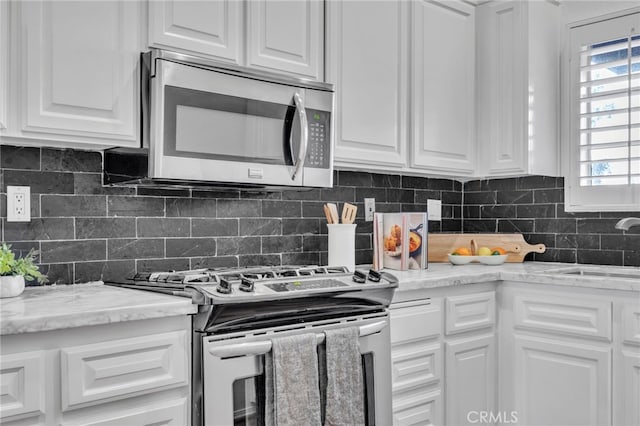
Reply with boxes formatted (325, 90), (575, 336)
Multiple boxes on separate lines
(207, 320), (387, 358)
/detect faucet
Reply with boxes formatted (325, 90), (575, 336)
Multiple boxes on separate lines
(615, 217), (640, 231)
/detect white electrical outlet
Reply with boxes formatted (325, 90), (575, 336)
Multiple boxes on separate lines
(427, 199), (442, 221)
(7, 186), (31, 222)
(364, 198), (376, 221)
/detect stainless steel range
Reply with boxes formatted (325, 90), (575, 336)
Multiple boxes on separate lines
(106, 265), (398, 426)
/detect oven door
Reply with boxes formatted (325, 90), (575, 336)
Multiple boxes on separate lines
(148, 57), (333, 188)
(200, 314), (392, 426)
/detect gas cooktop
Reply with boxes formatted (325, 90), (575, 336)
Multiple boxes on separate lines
(105, 265), (398, 305)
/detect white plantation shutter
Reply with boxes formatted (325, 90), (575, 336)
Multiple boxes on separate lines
(565, 11), (640, 211)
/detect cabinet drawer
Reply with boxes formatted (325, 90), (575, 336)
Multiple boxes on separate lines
(393, 390), (442, 426)
(392, 343), (441, 393)
(62, 398), (188, 426)
(391, 300), (441, 343)
(622, 302), (640, 345)
(514, 294), (612, 341)
(445, 291), (495, 335)
(0, 351), (45, 419)
(61, 330), (188, 411)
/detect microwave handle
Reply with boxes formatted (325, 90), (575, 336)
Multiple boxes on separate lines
(207, 320), (387, 358)
(290, 92), (308, 181)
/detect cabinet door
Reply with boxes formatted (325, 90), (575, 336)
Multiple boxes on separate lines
(476, 0), (559, 177)
(393, 390), (442, 426)
(60, 398), (188, 426)
(327, 0), (408, 168)
(0, 351), (45, 421)
(445, 334), (496, 425)
(148, 0), (242, 64)
(247, 0), (323, 80)
(0, 0), (7, 131)
(476, 1), (525, 176)
(514, 335), (611, 426)
(390, 301), (443, 426)
(445, 291), (496, 335)
(411, 0), (475, 175)
(19, 1), (140, 147)
(618, 350), (640, 426)
(60, 331), (188, 410)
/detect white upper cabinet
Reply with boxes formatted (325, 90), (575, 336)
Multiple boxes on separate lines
(476, 0), (560, 177)
(148, 0), (242, 64)
(149, 0), (324, 81)
(327, 0), (409, 169)
(247, 0), (323, 79)
(411, 0), (476, 176)
(6, 0), (142, 148)
(0, 1), (7, 131)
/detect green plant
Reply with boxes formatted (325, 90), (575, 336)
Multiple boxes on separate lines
(0, 243), (47, 284)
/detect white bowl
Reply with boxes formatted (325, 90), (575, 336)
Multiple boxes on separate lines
(448, 254), (475, 265)
(477, 255), (508, 265)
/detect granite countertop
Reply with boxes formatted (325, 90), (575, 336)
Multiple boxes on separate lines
(0, 282), (197, 335)
(2, 262), (639, 336)
(390, 261), (640, 293)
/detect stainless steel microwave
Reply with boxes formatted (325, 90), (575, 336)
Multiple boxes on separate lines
(104, 49), (334, 189)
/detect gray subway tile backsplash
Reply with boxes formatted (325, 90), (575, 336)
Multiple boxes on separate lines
(463, 176), (638, 266)
(1, 145), (638, 285)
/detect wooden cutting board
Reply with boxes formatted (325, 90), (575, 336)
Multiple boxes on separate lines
(427, 233), (546, 263)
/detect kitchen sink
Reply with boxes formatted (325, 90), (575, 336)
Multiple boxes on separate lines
(548, 267), (640, 280)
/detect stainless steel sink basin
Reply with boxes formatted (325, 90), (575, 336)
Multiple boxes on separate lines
(549, 267), (640, 280)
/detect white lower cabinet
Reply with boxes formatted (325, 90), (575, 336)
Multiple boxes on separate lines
(392, 283), (638, 426)
(616, 301), (640, 426)
(445, 335), (496, 426)
(0, 351), (45, 421)
(618, 350), (640, 426)
(61, 398), (188, 426)
(390, 299), (443, 426)
(0, 316), (190, 426)
(513, 335), (611, 426)
(60, 331), (188, 411)
(391, 288), (497, 426)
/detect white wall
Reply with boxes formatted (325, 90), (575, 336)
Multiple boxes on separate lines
(561, 0), (639, 24)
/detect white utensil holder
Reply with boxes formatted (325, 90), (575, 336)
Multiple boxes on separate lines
(327, 224), (357, 271)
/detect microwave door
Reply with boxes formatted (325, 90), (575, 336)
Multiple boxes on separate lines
(150, 59), (305, 187)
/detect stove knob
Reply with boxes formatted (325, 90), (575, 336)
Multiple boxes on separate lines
(352, 270), (367, 283)
(367, 269), (382, 282)
(216, 278), (232, 294)
(239, 277), (255, 292)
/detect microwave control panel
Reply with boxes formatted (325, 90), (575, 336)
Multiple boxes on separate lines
(306, 108), (331, 169)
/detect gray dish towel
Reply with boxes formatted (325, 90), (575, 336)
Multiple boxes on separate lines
(265, 333), (322, 426)
(324, 327), (365, 426)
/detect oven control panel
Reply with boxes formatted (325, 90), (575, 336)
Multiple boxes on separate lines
(204, 269), (397, 299)
(265, 279), (348, 293)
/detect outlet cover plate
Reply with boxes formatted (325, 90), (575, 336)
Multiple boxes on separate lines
(427, 199), (441, 221)
(364, 198), (375, 222)
(7, 186), (31, 222)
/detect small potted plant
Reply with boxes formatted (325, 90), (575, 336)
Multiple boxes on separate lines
(0, 243), (47, 298)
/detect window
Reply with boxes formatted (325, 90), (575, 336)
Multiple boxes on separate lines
(565, 11), (640, 211)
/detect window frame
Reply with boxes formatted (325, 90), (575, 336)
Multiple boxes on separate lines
(563, 9), (640, 212)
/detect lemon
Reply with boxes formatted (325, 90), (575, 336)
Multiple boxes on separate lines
(477, 246), (492, 256)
